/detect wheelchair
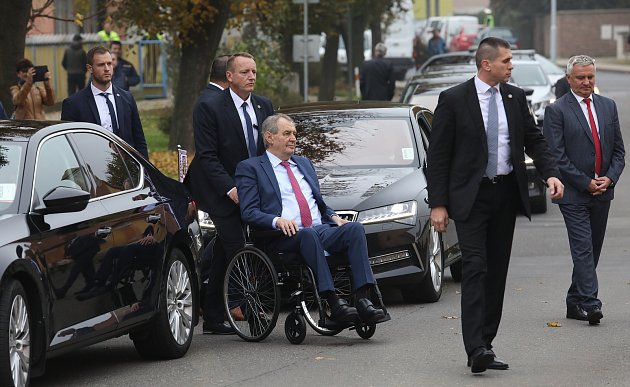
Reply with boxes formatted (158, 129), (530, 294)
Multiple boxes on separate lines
(222, 229), (390, 344)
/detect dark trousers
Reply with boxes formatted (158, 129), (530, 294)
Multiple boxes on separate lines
(559, 201), (610, 310)
(67, 74), (85, 96)
(455, 177), (518, 356)
(203, 212), (245, 323)
(275, 222), (375, 293)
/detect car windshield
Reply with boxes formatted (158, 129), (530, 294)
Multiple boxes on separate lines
(294, 116), (417, 167)
(0, 142), (25, 215)
(512, 63), (549, 87)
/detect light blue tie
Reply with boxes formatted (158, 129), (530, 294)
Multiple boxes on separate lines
(486, 87), (498, 178)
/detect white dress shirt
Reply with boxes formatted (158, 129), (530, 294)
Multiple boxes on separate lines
(266, 151), (323, 230)
(570, 90), (600, 134)
(91, 83), (118, 132)
(474, 76), (512, 176)
(229, 88), (259, 150)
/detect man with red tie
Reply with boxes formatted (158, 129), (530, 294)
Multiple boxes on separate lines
(544, 55), (625, 325)
(235, 114), (387, 325)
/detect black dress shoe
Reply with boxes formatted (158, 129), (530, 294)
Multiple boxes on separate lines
(203, 321), (235, 335)
(329, 298), (359, 323)
(356, 298), (386, 324)
(587, 308), (603, 325)
(469, 347), (494, 373)
(468, 356), (509, 370)
(566, 304), (588, 321)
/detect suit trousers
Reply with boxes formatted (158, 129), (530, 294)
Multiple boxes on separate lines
(275, 223), (375, 293)
(203, 212), (245, 323)
(559, 201), (610, 310)
(455, 176), (518, 356)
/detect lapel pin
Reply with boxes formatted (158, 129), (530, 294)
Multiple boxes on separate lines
(507, 94), (512, 99)
(257, 104), (261, 109)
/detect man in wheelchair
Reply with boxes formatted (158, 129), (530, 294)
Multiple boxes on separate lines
(235, 114), (387, 325)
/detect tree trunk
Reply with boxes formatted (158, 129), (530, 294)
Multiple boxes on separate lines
(318, 33), (339, 101)
(167, 0), (229, 152)
(0, 0), (32, 115)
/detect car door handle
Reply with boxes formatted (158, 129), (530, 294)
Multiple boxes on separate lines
(146, 213), (161, 224)
(96, 227), (112, 238)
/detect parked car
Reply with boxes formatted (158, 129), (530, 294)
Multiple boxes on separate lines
(0, 120), (203, 387)
(278, 102), (463, 303)
(449, 23), (482, 52)
(472, 26), (520, 49)
(400, 74), (472, 111)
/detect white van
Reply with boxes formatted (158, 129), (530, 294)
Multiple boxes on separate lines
(440, 16), (479, 48)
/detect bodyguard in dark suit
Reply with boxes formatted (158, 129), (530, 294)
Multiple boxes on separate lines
(235, 114), (387, 324)
(544, 55), (625, 325)
(359, 43), (395, 101)
(184, 52), (273, 334)
(426, 37), (564, 373)
(61, 46), (148, 159)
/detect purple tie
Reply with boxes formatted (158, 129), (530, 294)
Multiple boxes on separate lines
(280, 161), (312, 228)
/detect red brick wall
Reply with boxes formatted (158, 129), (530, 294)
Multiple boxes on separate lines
(534, 8), (630, 58)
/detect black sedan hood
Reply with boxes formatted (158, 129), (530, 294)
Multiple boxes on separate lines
(317, 167), (426, 211)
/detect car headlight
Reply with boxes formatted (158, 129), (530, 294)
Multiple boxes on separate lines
(197, 210), (215, 230)
(356, 200), (417, 226)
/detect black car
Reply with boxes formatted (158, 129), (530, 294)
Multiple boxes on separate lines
(0, 121), (203, 387)
(279, 102), (463, 303)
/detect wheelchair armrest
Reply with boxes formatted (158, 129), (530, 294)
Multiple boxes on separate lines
(249, 229), (284, 240)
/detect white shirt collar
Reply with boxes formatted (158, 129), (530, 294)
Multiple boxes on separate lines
(570, 90), (592, 104)
(229, 88), (251, 109)
(474, 76), (499, 95)
(91, 82), (114, 97)
(208, 82), (224, 90)
(266, 151), (294, 167)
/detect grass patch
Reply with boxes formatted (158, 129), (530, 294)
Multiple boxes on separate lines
(140, 108), (172, 152)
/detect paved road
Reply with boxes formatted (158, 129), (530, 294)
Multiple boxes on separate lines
(32, 70), (630, 386)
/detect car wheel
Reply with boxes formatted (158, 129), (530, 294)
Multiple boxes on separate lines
(133, 248), (194, 359)
(0, 279), (31, 387)
(401, 226), (444, 303)
(450, 260), (463, 283)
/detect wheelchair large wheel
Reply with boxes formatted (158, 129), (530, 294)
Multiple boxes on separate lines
(285, 311), (307, 345)
(224, 246), (280, 342)
(301, 266), (351, 336)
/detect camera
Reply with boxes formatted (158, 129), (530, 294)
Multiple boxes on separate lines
(32, 65), (48, 82)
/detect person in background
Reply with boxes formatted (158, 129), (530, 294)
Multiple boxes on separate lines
(97, 19), (120, 43)
(554, 76), (570, 99)
(0, 101), (7, 119)
(427, 28), (446, 57)
(62, 34), (87, 97)
(109, 40), (140, 91)
(359, 43), (395, 101)
(544, 55), (625, 326)
(61, 46), (148, 159)
(11, 58), (55, 120)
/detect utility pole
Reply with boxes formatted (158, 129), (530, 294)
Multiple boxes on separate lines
(550, 0), (557, 63)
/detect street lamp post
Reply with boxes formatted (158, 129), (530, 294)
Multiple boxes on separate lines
(550, 0), (557, 63)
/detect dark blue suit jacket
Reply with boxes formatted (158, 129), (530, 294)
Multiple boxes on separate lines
(184, 88), (273, 217)
(235, 153), (335, 230)
(544, 92), (625, 204)
(61, 84), (148, 158)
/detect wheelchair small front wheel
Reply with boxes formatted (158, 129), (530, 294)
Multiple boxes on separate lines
(356, 323), (376, 339)
(285, 311), (307, 345)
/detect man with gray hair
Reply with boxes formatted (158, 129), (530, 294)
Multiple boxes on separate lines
(544, 55), (625, 326)
(359, 42), (395, 101)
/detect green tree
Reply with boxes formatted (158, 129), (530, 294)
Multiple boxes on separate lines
(115, 0), (232, 151)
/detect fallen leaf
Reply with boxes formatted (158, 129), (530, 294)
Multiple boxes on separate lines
(514, 288), (523, 291)
(547, 321), (562, 327)
(442, 315), (459, 319)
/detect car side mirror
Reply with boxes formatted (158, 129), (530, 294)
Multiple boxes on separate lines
(37, 186), (90, 215)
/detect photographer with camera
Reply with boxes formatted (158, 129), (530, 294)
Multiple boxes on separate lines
(10, 58), (55, 120)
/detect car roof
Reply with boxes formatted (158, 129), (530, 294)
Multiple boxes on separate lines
(277, 101), (427, 116)
(0, 120), (106, 142)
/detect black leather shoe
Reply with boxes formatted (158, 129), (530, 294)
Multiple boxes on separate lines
(566, 304), (588, 321)
(203, 321), (235, 335)
(356, 298), (386, 324)
(587, 308), (603, 325)
(469, 347), (494, 373)
(329, 298), (359, 323)
(468, 356), (509, 370)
